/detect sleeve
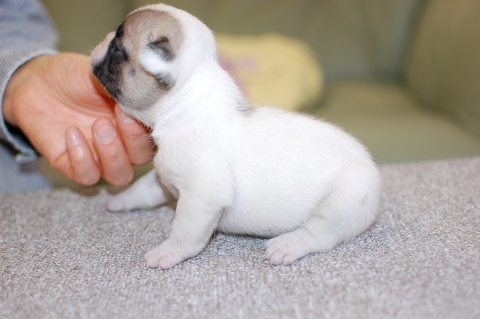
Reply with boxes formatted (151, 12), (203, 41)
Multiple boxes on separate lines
(0, 0), (59, 163)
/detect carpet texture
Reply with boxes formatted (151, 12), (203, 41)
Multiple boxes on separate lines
(1, 157), (479, 318)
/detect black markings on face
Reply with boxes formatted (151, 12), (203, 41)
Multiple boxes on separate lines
(155, 73), (173, 90)
(92, 23), (129, 101)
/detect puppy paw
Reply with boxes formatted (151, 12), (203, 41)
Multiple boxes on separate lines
(264, 230), (315, 266)
(144, 241), (188, 270)
(107, 196), (134, 212)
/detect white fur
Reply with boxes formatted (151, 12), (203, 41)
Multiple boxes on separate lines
(104, 4), (381, 269)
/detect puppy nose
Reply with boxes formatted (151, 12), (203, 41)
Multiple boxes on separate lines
(105, 32), (115, 43)
(90, 32), (116, 65)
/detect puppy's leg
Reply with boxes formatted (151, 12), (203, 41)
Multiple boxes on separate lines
(265, 164), (380, 265)
(145, 194), (223, 269)
(107, 170), (173, 211)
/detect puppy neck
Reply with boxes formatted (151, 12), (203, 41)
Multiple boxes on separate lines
(148, 58), (248, 139)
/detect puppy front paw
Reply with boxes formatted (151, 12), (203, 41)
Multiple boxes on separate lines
(107, 195), (134, 212)
(144, 240), (189, 270)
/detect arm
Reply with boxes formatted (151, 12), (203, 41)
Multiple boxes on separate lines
(0, 0), (155, 186)
(0, 0), (58, 163)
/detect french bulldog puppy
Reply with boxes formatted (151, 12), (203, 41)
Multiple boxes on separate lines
(90, 3), (381, 269)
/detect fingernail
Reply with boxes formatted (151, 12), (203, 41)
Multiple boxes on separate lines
(95, 121), (115, 143)
(67, 127), (82, 146)
(118, 108), (135, 123)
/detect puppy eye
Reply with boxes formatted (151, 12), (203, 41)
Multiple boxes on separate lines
(112, 42), (120, 53)
(110, 38), (129, 61)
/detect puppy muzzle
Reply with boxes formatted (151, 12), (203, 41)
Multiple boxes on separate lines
(90, 32), (115, 66)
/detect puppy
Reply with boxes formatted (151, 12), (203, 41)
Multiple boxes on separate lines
(90, 3), (381, 269)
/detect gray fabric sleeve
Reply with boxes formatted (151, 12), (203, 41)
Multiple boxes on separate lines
(0, 0), (59, 163)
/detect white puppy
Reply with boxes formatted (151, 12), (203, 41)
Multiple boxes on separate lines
(90, 3), (381, 269)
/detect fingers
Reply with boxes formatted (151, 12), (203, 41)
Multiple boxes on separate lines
(92, 118), (135, 187)
(115, 105), (154, 165)
(62, 107), (153, 187)
(65, 127), (101, 185)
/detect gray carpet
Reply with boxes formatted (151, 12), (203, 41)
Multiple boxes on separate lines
(1, 157), (479, 319)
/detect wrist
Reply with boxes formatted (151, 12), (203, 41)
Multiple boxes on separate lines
(2, 57), (43, 127)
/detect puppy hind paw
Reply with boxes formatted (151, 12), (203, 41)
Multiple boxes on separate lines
(264, 249), (298, 266)
(264, 230), (316, 266)
(144, 242), (186, 270)
(145, 253), (178, 270)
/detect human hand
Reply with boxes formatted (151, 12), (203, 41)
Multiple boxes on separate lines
(2, 52), (154, 186)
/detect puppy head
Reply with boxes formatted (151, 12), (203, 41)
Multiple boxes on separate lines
(90, 4), (216, 121)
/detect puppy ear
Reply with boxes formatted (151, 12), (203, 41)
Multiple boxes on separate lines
(149, 36), (174, 61)
(140, 36), (174, 89)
